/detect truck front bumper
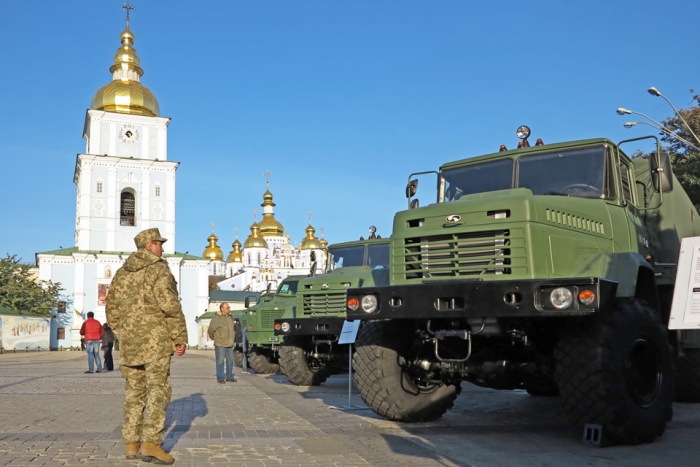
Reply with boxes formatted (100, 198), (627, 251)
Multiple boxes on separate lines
(274, 316), (346, 337)
(346, 277), (617, 320)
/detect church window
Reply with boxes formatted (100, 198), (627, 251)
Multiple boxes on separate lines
(155, 184), (161, 197)
(96, 181), (103, 193)
(257, 253), (261, 264)
(57, 301), (66, 313)
(120, 190), (136, 226)
(57, 328), (65, 340)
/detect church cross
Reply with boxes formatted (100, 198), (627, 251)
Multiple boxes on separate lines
(210, 222), (215, 234)
(320, 226), (325, 238)
(235, 227), (239, 239)
(121, 1), (136, 25)
(307, 211), (313, 223)
(253, 209), (258, 221)
(263, 170), (272, 187)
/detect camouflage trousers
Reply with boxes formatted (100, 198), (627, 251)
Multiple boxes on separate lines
(120, 355), (172, 445)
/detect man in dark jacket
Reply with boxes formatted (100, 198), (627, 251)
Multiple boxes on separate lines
(106, 228), (188, 464)
(80, 312), (104, 373)
(102, 323), (116, 371)
(208, 302), (236, 383)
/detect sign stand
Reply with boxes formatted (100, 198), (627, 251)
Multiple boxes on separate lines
(329, 320), (371, 411)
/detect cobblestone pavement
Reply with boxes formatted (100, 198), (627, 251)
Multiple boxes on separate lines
(1, 349), (700, 466)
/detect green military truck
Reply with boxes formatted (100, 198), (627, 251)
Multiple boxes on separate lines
(346, 127), (700, 445)
(274, 236), (390, 385)
(236, 275), (307, 374)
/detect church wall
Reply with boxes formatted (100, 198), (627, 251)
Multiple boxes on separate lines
(52, 261), (76, 349)
(179, 260), (210, 347)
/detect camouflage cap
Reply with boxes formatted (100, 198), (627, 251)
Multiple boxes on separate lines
(134, 228), (168, 248)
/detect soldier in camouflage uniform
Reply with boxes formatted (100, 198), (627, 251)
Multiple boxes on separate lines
(106, 228), (188, 465)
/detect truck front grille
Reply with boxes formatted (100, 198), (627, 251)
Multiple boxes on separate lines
(261, 309), (286, 328)
(401, 229), (512, 279)
(301, 292), (347, 315)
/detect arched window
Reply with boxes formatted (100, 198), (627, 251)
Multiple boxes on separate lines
(120, 190), (136, 226)
(57, 328), (65, 340)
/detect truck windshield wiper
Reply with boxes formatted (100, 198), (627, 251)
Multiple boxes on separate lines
(542, 191), (570, 196)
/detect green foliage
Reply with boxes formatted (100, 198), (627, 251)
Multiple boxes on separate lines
(0, 254), (63, 317)
(660, 91), (700, 207)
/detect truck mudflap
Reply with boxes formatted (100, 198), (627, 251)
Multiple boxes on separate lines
(274, 316), (346, 336)
(346, 277), (618, 320)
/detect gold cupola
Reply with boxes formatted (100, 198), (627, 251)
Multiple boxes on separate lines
(226, 230), (243, 263)
(202, 226), (224, 261)
(300, 224), (323, 250)
(244, 222), (269, 249)
(90, 24), (160, 117)
(259, 188), (285, 237)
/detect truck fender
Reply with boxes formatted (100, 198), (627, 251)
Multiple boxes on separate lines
(572, 252), (658, 308)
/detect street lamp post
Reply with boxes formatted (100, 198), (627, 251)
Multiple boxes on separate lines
(648, 87), (700, 146)
(623, 121), (700, 152)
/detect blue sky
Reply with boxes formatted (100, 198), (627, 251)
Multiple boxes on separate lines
(2, 1), (699, 263)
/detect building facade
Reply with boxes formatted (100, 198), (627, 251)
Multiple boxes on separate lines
(36, 20), (209, 348)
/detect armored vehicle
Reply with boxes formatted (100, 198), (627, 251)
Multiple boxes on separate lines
(346, 127), (700, 445)
(274, 235), (390, 385)
(238, 275), (306, 374)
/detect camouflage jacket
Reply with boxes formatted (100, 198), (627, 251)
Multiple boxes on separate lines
(106, 249), (188, 366)
(208, 312), (236, 347)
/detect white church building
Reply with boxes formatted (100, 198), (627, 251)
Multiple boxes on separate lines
(35, 20), (209, 349)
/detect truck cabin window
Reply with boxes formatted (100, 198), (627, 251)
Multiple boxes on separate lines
(517, 146), (612, 199)
(440, 145), (613, 201)
(328, 246), (366, 271)
(277, 280), (299, 295)
(367, 244), (390, 269)
(442, 159), (514, 201)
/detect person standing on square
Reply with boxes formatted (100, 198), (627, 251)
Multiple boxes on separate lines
(106, 228), (188, 464)
(80, 312), (104, 373)
(102, 323), (116, 371)
(208, 302), (237, 383)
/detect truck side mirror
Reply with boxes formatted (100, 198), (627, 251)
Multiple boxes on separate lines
(244, 297), (250, 309)
(406, 179), (418, 198)
(309, 261), (317, 277)
(410, 199), (419, 209)
(650, 151), (673, 193)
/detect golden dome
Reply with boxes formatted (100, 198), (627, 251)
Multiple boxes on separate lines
(203, 233), (223, 261)
(259, 189), (285, 237)
(244, 222), (269, 249)
(320, 237), (328, 249)
(90, 27), (160, 117)
(226, 238), (243, 263)
(300, 224), (323, 250)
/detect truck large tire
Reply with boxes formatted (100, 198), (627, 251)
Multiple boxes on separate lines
(233, 348), (244, 369)
(353, 321), (460, 422)
(674, 348), (700, 402)
(247, 346), (279, 374)
(278, 336), (333, 386)
(554, 298), (673, 445)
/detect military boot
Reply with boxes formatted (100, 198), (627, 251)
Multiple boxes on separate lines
(139, 442), (174, 465)
(125, 442), (140, 459)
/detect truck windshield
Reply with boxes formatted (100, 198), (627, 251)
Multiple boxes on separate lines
(327, 246), (365, 270)
(367, 243), (390, 269)
(517, 146), (609, 198)
(440, 145), (611, 201)
(277, 280), (298, 295)
(442, 159), (513, 201)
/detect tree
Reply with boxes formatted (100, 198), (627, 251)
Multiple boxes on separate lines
(0, 254), (63, 317)
(659, 91), (700, 207)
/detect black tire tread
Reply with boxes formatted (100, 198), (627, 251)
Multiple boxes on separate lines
(554, 298), (673, 445)
(278, 336), (331, 386)
(353, 321), (459, 422)
(247, 346), (279, 374)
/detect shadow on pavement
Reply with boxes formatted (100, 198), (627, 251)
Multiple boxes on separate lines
(163, 392), (208, 449)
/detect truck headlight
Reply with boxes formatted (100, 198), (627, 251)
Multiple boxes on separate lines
(550, 287), (573, 309)
(361, 295), (378, 313)
(281, 322), (290, 333)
